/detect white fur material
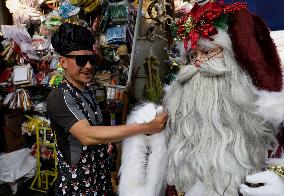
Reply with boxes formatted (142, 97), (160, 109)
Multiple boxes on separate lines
(270, 30), (284, 65)
(239, 170), (284, 196)
(266, 158), (284, 167)
(256, 89), (284, 127)
(118, 103), (168, 196)
(185, 179), (206, 196)
(163, 84), (173, 95)
(195, 0), (210, 6)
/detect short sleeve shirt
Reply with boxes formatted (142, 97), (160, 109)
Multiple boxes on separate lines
(46, 86), (102, 166)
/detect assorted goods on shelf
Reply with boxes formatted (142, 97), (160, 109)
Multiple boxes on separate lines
(0, 0), (138, 192)
(0, 0), (137, 144)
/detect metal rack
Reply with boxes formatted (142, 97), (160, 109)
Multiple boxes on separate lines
(29, 122), (57, 193)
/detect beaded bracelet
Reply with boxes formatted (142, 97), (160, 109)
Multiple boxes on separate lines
(267, 165), (284, 178)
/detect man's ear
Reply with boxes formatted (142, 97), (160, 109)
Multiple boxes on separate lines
(59, 56), (68, 69)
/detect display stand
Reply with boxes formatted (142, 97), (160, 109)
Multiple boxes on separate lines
(28, 116), (57, 193)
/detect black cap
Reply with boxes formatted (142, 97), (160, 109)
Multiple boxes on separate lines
(51, 23), (95, 56)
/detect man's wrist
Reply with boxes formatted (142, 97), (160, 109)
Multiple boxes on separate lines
(140, 122), (151, 134)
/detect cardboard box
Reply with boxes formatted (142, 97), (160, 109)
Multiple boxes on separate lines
(0, 110), (24, 136)
(0, 127), (25, 153)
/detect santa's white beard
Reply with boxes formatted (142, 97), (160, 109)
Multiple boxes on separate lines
(164, 51), (278, 195)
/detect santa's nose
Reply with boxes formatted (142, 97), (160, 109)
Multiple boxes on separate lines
(194, 50), (207, 67)
(194, 60), (201, 68)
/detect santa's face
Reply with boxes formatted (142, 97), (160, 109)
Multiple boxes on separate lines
(186, 45), (224, 67)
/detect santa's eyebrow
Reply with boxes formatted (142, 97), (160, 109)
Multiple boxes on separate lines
(188, 50), (196, 54)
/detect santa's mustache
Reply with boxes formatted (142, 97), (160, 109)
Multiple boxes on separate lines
(176, 58), (230, 85)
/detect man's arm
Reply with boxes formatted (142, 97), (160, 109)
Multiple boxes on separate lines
(69, 112), (167, 146)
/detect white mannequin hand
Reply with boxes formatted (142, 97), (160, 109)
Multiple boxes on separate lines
(239, 170), (284, 196)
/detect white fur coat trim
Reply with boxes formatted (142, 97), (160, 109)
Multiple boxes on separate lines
(118, 103), (168, 196)
(256, 89), (284, 127)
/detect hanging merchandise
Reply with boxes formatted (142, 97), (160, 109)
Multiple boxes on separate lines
(146, 0), (174, 30)
(101, 45), (120, 62)
(111, 62), (129, 85)
(100, 7), (110, 33)
(1, 25), (33, 58)
(117, 44), (128, 56)
(32, 35), (50, 52)
(106, 25), (127, 44)
(1, 25), (32, 49)
(41, 74), (51, 86)
(58, 1), (80, 19)
(21, 115), (50, 136)
(83, 0), (101, 13)
(40, 11), (62, 36)
(48, 57), (64, 87)
(69, 0), (101, 13)
(35, 71), (46, 85)
(108, 3), (128, 25)
(1, 40), (18, 65)
(5, 0), (42, 25)
(3, 88), (34, 111)
(32, 36), (52, 60)
(13, 64), (33, 86)
(94, 70), (112, 86)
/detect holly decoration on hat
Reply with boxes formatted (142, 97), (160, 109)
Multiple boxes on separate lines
(171, 1), (247, 49)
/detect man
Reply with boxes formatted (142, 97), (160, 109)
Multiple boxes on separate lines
(47, 23), (167, 195)
(119, 0), (284, 196)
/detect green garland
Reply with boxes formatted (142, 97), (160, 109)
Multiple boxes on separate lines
(143, 56), (163, 103)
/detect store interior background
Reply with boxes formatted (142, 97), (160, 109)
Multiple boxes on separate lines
(0, 0), (284, 195)
(1, 0), (284, 99)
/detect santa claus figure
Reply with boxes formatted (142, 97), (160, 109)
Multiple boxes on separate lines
(119, 0), (284, 195)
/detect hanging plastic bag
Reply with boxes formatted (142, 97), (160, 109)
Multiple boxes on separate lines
(5, 0), (42, 25)
(40, 11), (62, 36)
(106, 25), (127, 44)
(58, 1), (80, 19)
(109, 4), (128, 25)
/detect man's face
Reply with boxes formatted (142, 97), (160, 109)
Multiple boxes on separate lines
(60, 50), (94, 86)
(187, 45), (224, 67)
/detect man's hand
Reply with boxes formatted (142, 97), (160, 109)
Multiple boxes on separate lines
(126, 103), (168, 135)
(144, 112), (167, 134)
(239, 170), (284, 196)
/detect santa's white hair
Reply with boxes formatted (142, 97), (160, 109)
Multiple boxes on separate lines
(164, 29), (278, 195)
